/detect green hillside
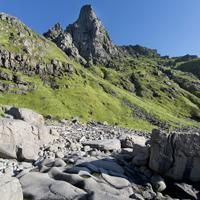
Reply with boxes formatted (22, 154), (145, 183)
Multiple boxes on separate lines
(0, 13), (199, 131)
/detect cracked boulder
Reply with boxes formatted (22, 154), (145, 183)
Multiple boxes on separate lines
(0, 118), (53, 161)
(149, 129), (200, 182)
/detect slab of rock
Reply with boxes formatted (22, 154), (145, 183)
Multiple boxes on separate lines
(0, 175), (23, 200)
(6, 107), (45, 126)
(149, 129), (200, 182)
(100, 169), (130, 189)
(82, 139), (121, 151)
(19, 172), (87, 200)
(0, 118), (52, 161)
(81, 175), (133, 200)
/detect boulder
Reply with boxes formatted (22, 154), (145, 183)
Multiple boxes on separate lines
(0, 118), (52, 161)
(100, 169), (130, 189)
(122, 135), (150, 166)
(0, 175), (23, 200)
(149, 129), (200, 182)
(19, 172), (87, 200)
(6, 107), (45, 126)
(151, 175), (166, 192)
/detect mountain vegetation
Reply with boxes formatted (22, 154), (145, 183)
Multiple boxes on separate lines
(0, 6), (199, 131)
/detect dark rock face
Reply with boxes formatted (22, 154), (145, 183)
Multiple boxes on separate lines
(66, 5), (118, 65)
(44, 5), (162, 67)
(44, 23), (81, 60)
(44, 5), (119, 66)
(149, 129), (200, 182)
(0, 47), (74, 77)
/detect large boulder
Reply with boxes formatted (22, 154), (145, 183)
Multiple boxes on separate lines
(0, 175), (23, 200)
(0, 118), (52, 161)
(19, 172), (87, 200)
(149, 129), (200, 182)
(6, 107), (45, 126)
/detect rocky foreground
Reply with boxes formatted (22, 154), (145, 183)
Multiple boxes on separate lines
(0, 106), (200, 200)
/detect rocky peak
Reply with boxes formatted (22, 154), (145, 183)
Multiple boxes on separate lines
(0, 12), (18, 23)
(77, 5), (98, 25)
(66, 5), (118, 65)
(44, 5), (119, 66)
(44, 23), (63, 40)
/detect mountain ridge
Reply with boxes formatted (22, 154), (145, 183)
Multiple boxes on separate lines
(0, 5), (199, 130)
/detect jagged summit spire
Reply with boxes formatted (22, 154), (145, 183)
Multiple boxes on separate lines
(65, 4), (118, 65)
(44, 4), (118, 66)
(78, 4), (97, 22)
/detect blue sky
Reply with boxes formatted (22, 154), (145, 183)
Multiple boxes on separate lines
(0, 0), (200, 56)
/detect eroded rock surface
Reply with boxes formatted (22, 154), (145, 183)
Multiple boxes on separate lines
(0, 175), (23, 200)
(149, 129), (200, 182)
(44, 5), (119, 66)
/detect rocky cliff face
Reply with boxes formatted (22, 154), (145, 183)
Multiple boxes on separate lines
(44, 23), (81, 61)
(44, 5), (119, 66)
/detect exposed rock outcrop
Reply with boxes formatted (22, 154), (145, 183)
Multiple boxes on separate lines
(66, 5), (118, 65)
(44, 23), (81, 61)
(149, 129), (200, 182)
(44, 5), (119, 66)
(119, 45), (160, 58)
(0, 47), (74, 77)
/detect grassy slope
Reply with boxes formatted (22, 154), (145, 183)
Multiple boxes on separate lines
(0, 60), (199, 131)
(0, 16), (199, 131)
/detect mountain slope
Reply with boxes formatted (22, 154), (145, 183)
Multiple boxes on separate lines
(0, 7), (199, 131)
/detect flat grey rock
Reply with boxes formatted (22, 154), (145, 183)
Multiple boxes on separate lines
(100, 169), (130, 189)
(19, 172), (87, 200)
(82, 139), (121, 151)
(0, 175), (23, 200)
